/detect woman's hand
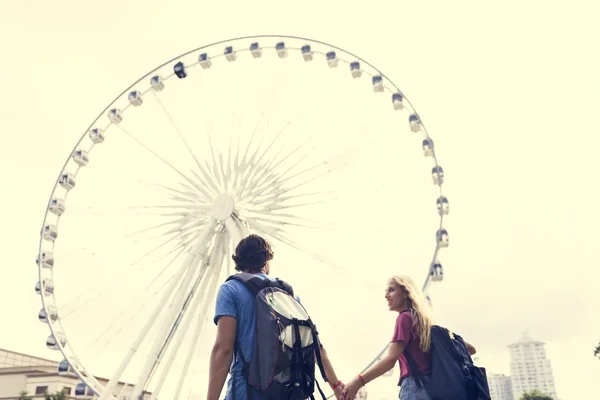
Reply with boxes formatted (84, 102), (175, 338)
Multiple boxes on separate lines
(341, 377), (361, 400)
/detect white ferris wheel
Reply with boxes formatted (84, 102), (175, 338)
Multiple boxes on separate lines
(35, 35), (450, 400)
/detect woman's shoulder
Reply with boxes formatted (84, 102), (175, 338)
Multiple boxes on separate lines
(396, 310), (413, 322)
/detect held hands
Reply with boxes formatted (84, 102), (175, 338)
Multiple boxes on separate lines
(333, 383), (345, 400)
(340, 376), (362, 400)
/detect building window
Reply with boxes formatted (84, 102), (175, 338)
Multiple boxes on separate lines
(62, 387), (72, 395)
(35, 386), (49, 395)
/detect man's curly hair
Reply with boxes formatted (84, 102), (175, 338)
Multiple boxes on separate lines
(232, 234), (274, 273)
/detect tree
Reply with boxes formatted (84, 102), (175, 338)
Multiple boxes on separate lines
(17, 391), (33, 400)
(594, 341), (600, 359)
(520, 389), (554, 400)
(44, 391), (68, 400)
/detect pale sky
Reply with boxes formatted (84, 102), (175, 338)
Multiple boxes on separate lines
(1, 1), (599, 400)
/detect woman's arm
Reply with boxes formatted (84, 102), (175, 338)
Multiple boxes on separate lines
(360, 342), (402, 385)
(341, 342), (402, 400)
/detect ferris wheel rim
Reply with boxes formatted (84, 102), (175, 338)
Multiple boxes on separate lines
(36, 34), (448, 398)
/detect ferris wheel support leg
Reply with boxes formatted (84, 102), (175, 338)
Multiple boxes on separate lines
(129, 220), (218, 400)
(225, 214), (250, 248)
(171, 236), (227, 400)
(149, 234), (226, 400)
(98, 219), (217, 400)
(116, 384), (127, 399)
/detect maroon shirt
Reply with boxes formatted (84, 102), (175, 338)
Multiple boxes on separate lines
(391, 311), (430, 383)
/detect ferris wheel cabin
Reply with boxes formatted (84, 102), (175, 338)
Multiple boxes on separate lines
(436, 228), (449, 247)
(59, 172), (76, 190)
(430, 262), (444, 282)
(432, 166), (444, 185)
(108, 108), (123, 124)
(350, 61), (362, 78)
(409, 114), (421, 132)
(372, 75), (384, 92)
(46, 332), (66, 350)
(436, 196), (449, 215)
(275, 41), (288, 58)
(128, 90), (143, 106)
(150, 75), (165, 91)
(250, 42), (262, 58)
(174, 61), (187, 79)
(72, 149), (89, 167)
(326, 51), (339, 68)
(75, 382), (94, 398)
(36, 251), (54, 269)
(42, 224), (58, 241)
(301, 45), (313, 61)
(49, 198), (66, 216)
(35, 279), (54, 296)
(88, 128), (105, 143)
(392, 92), (404, 109)
(224, 46), (237, 62)
(58, 359), (71, 375)
(422, 138), (434, 157)
(38, 305), (58, 323)
(199, 53), (212, 68)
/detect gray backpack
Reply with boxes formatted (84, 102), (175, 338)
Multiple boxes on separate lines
(226, 273), (328, 400)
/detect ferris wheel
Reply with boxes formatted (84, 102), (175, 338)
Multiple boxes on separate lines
(35, 35), (450, 400)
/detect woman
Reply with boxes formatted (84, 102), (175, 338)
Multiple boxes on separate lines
(341, 275), (476, 400)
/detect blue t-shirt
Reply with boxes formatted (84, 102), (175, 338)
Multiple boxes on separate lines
(213, 273), (272, 400)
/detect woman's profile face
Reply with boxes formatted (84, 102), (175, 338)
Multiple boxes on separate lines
(385, 280), (406, 312)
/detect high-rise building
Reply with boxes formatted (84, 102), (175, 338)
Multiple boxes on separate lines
(487, 373), (514, 400)
(508, 332), (557, 400)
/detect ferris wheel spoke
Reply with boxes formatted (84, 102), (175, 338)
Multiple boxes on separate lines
(235, 121), (292, 196)
(262, 227), (364, 278)
(78, 252), (185, 362)
(59, 241), (188, 321)
(115, 124), (213, 203)
(123, 211), (208, 239)
(235, 121), (312, 201)
(83, 163), (200, 203)
(249, 138), (379, 206)
(243, 213), (323, 231)
(239, 133), (315, 201)
(188, 168), (221, 200)
(229, 128), (261, 196)
(128, 214), (208, 240)
(204, 125), (229, 192)
(150, 91), (221, 200)
(58, 232), (193, 320)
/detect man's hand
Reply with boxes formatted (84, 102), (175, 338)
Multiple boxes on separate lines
(333, 383), (345, 400)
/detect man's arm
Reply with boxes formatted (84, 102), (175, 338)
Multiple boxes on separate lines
(208, 284), (238, 400)
(207, 315), (237, 400)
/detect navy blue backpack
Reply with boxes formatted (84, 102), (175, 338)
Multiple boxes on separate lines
(404, 323), (491, 400)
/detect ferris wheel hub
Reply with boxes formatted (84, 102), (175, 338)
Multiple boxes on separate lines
(211, 194), (235, 220)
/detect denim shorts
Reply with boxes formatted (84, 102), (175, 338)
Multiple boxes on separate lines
(399, 376), (431, 400)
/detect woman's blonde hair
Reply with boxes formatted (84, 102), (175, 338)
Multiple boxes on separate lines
(390, 275), (433, 353)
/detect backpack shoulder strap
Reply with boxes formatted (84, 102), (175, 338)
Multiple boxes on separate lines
(226, 272), (270, 296)
(226, 273), (296, 297)
(274, 277), (294, 297)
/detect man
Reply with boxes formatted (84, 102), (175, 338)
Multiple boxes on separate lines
(207, 234), (343, 400)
